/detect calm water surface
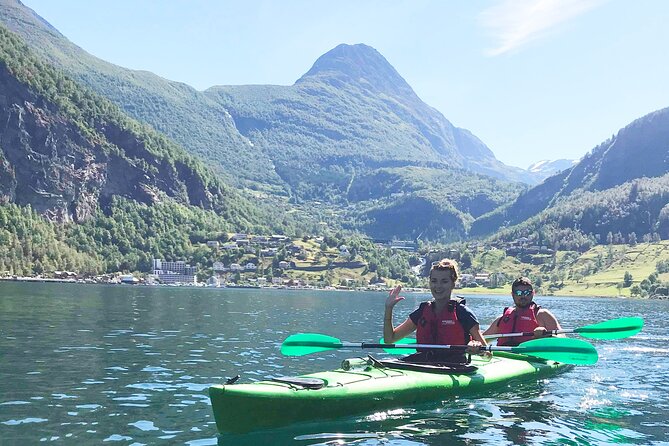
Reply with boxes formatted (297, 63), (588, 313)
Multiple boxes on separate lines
(1, 282), (668, 445)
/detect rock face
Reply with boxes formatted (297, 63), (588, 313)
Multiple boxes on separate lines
(0, 0), (281, 191)
(0, 31), (227, 223)
(0, 67), (103, 222)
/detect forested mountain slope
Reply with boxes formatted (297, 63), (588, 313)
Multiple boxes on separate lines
(207, 43), (529, 198)
(0, 1), (538, 241)
(473, 107), (669, 246)
(0, 0), (284, 191)
(0, 24), (284, 274)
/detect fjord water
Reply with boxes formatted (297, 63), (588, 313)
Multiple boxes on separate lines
(1, 282), (667, 446)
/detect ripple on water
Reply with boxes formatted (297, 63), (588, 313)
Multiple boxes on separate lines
(126, 382), (174, 391)
(52, 393), (78, 399)
(128, 420), (159, 431)
(295, 432), (382, 441)
(82, 380), (105, 385)
(113, 394), (149, 402)
(622, 346), (669, 354)
(103, 434), (133, 441)
(2, 417), (49, 425)
(176, 382), (209, 392)
(555, 413), (650, 445)
(132, 333), (157, 338)
(141, 366), (171, 373)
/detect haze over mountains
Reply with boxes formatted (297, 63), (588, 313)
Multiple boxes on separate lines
(1, 0), (668, 249)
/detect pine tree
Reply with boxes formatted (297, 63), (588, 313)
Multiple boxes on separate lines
(623, 271), (633, 287)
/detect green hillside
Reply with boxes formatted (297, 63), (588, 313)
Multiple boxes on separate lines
(0, 2), (531, 241)
(0, 22), (278, 219)
(0, 24), (310, 275)
(206, 44), (529, 195)
(557, 242), (669, 297)
(472, 107), (669, 243)
(2, 0), (669, 275)
(0, 0), (284, 191)
(345, 166), (525, 240)
(0, 200), (248, 276)
(437, 241), (669, 298)
(478, 173), (669, 252)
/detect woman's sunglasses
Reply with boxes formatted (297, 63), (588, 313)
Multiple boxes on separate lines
(513, 289), (533, 297)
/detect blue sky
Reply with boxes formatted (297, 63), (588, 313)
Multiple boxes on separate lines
(20, 0), (669, 169)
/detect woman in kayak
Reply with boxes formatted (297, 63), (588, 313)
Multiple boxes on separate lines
(384, 258), (488, 363)
(483, 276), (562, 346)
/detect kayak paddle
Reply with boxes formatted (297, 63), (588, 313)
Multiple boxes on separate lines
(484, 317), (644, 341)
(281, 333), (598, 365)
(379, 337), (416, 355)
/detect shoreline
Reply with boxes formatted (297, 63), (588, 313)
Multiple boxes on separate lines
(0, 276), (631, 298)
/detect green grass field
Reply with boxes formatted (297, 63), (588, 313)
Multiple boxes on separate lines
(245, 241), (669, 298)
(474, 241), (669, 298)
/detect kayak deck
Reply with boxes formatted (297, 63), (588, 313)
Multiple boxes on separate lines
(209, 352), (572, 434)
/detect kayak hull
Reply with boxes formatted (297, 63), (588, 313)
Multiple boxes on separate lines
(209, 352), (572, 433)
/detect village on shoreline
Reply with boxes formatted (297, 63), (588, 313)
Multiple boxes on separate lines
(0, 273), (632, 299)
(3, 233), (669, 299)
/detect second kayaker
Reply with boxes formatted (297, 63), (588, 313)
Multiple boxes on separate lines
(483, 276), (562, 346)
(384, 258), (488, 363)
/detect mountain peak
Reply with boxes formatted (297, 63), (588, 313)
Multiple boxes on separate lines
(296, 43), (415, 97)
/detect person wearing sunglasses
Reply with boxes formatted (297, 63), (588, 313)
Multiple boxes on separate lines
(483, 276), (562, 346)
(384, 258), (488, 363)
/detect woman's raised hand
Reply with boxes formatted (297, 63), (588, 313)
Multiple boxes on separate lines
(385, 285), (404, 310)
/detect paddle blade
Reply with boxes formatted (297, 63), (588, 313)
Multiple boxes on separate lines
(281, 333), (342, 356)
(575, 317), (644, 340)
(379, 337), (417, 355)
(512, 337), (598, 365)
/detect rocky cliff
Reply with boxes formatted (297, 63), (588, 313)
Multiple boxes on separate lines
(0, 25), (248, 224)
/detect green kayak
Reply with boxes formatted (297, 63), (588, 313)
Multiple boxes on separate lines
(209, 352), (573, 434)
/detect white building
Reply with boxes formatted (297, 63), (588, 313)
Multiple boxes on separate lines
(152, 259), (197, 284)
(474, 273), (490, 285)
(213, 262), (227, 272)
